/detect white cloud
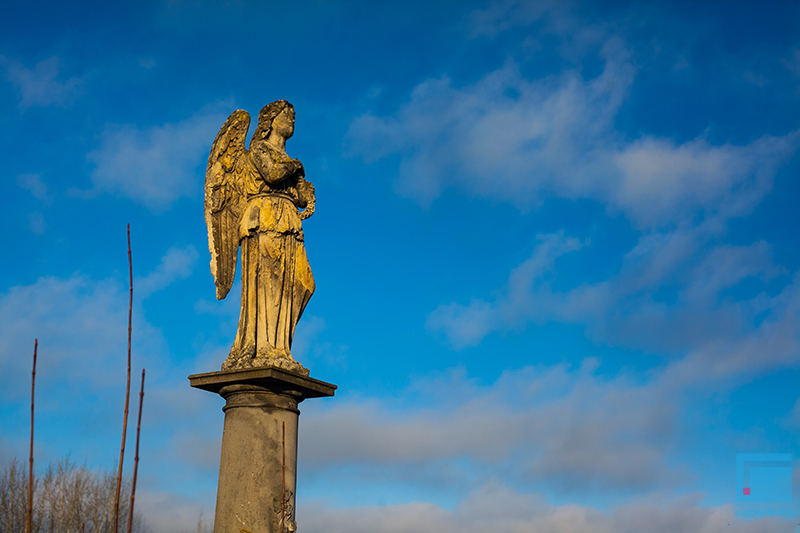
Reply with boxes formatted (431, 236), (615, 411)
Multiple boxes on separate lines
(301, 362), (680, 492)
(783, 48), (800, 77)
(135, 490), (213, 533)
(467, 0), (556, 38)
(0, 56), (82, 109)
(611, 135), (793, 227)
(136, 245), (198, 298)
(346, 43), (798, 229)
(0, 248), (232, 533)
(291, 315), (327, 360)
(292, 315), (350, 371)
(348, 5), (800, 395)
(16, 174), (51, 234)
(27, 212), (45, 235)
(784, 397), (800, 428)
(0, 275), (145, 401)
(300, 483), (790, 533)
(660, 271), (800, 388)
(427, 232), (582, 349)
(685, 241), (784, 305)
(0, 436), (24, 470)
(16, 174), (49, 201)
(427, 228), (800, 386)
(85, 104), (231, 210)
(0, 245), (200, 401)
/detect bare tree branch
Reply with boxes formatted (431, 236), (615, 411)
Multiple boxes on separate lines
(114, 224), (134, 533)
(26, 339), (37, 533)
(126, 369), (145, 533)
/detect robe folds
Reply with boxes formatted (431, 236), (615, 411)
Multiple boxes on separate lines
(225, 194), (314, 369)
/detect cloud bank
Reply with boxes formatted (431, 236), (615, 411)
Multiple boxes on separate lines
(301, 483), (791, 533)
(347, 42), (798, 229)
(85, 105), (231, 210)
(0, 55), (83, 109)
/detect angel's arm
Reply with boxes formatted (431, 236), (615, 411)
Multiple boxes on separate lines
(265, 157), (304, 185)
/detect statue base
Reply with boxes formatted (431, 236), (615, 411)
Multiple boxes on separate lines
(221, 353), (311, 376)
(189, 366), (336, 533)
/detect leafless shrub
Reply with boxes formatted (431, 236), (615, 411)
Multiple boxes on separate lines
(0, 457), (149, 533)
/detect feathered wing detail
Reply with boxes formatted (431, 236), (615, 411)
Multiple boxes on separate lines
(205, 109), (252, 300)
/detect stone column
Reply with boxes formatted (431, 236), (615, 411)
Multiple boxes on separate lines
(189, 367), (336, 533)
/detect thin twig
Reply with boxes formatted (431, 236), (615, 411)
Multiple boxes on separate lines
(26, 339), (37, 533)
(114, 224), (134, 533)
(127, 369), (145, 533)
(281, 421), (285, 533)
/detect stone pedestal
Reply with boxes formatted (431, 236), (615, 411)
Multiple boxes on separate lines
(189, 367), (336, 533)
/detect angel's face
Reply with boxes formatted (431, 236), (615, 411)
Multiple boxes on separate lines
(271, 107), (295, 140)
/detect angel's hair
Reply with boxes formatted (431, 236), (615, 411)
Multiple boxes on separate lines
(252, 99), (294, 144)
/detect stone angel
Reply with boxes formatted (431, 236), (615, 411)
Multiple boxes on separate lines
(205, 100), (315, 375)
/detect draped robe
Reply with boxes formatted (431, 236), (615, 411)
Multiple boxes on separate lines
(223, 143), (314, 372)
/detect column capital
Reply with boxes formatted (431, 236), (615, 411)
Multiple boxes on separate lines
(189, 366), (337, 401)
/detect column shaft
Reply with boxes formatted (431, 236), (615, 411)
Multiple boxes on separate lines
(214, 384), (300, 533)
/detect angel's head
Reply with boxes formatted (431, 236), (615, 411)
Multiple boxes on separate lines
(253, 100), (295, 145)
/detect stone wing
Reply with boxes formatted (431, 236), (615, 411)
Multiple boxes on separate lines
(205, 109), (252, 300)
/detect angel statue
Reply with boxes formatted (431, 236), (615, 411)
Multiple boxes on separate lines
(205, 100), (315, 375)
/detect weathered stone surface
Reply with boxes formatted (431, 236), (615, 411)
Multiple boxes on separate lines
(197, 102), (335, 533)
(189, 368), (336, 533)
(205, 100), (316, 373)
(188, 366), (336, 399)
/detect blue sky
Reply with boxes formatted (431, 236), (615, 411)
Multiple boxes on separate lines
(1, 1), (799, 531)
